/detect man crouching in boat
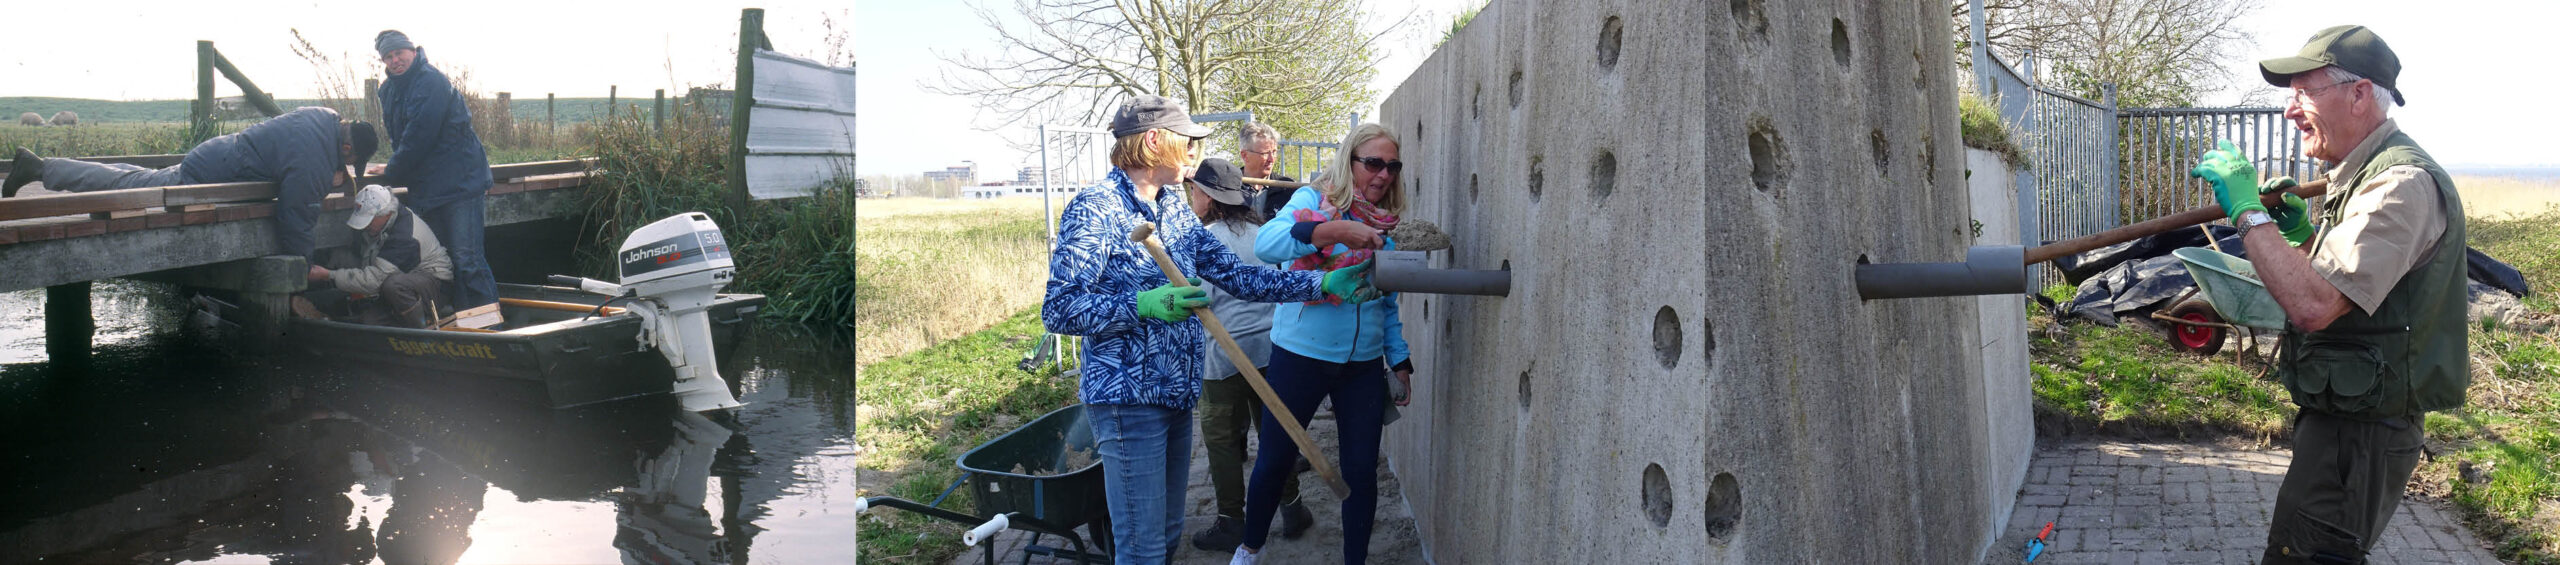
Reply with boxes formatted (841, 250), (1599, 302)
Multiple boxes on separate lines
(301, 184), (452, 328)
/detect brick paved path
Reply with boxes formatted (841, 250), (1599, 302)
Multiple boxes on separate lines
(1982, 441), (2507, 565)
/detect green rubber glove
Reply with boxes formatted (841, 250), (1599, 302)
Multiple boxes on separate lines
(2258, 176), (2316, 245)
(2188, 140), (2263, 225)
(1135, 277), (1209, 322)
(1321, 259), (1380, 304)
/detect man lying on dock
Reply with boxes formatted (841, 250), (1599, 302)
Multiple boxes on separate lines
(4, 107), (379, 260)
(299, 184), (451, 328)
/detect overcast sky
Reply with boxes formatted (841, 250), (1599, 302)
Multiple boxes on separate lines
(8, 2), (2549, 175)
(1, 1), (849, 102)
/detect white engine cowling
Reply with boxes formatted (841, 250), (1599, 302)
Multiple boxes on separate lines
(616, 213), (744, 412)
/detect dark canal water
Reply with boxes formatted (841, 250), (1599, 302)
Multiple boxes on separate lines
(0, 281), (859, 564)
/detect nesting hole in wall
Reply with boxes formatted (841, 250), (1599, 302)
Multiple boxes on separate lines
(1517, 366), (1532, 409)
(1508, 68), (1525, 110)
(1469, 173), (1480, 203)
(1642, 463), (1674, 528)
(1747, 119), (1786, 196)
(1472, 83), (1483, 120)
(1704, 472), (1743, 544)
(1528, 156), (1546, 201)
(1652, 306), (1681, 370)
(1913, 49), (1928, 91)
(1920, 137), (1938, 183)
(1870, 129), (1890, 174)
(1830, 19), (1851, 68)
(1730, 0), (1767, 39)
(1700, 317), (1716, 368)
(1589, 150), (1617, 202)
(1597, 16), (1624, 72)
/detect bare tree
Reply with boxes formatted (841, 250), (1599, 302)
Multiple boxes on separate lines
(937, 0), (1400, 150)
(1951, 0), (2264, 107)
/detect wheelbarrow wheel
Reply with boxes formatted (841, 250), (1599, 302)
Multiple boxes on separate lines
(2164, 300), (2226, 356)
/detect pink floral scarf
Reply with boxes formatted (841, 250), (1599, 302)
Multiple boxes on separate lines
(1289, 196), (1397, 305)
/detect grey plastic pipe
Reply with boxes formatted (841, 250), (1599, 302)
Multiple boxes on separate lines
(1371, 250), (1511, 297)
(1854, 245), (2029, 300)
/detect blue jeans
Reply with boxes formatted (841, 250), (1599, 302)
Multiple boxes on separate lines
(1087, 402), (1192, 564)
(37, 158), (191, 192)
(1241, 346), (1387, 563)
(414, 194), (496, 308)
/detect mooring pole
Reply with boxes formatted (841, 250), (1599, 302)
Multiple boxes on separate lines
(546, 93), (556, 142)
(44, 282), (93, 364)
(654, 89), (666, 134)
(608, 85), (618, 120)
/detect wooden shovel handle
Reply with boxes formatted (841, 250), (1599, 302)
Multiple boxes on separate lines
(1128, 223), (1354, 498)
(2023, 179), (2328, 266)
(1243, 177), (1307, 189)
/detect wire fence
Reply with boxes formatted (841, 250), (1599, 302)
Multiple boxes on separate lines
(2115, 108), (2322, 223)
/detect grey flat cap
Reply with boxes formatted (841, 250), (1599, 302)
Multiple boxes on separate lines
(1111, 95), (1212, 138)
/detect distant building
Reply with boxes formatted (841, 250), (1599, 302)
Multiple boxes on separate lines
(924, 161), (977, 186)
(1018, 166), (1040, 184)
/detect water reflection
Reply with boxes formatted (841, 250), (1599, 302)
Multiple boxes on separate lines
(0, 284), (858, 564)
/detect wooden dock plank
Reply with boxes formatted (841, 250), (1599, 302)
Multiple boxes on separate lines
(0, 189), (164, 222)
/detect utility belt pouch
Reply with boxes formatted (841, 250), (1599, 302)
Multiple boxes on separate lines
(2277, 326), (2412, 419)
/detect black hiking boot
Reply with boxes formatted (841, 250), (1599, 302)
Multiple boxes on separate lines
(1280, 501), (1314, 540)
(1190, 516), (1244, 552)
(4, 148), (41, 198)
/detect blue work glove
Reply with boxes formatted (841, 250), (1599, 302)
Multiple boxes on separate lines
(1321, 259), (1380, 304)
(1135, 277), (1209, 322)
(2258, 176), (2315, 245)
(2188, 140), (2264, 225)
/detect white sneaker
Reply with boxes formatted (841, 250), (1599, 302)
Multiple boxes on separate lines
(1230, 546), (1259, 565)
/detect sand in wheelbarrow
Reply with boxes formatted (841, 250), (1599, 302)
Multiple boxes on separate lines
(1008, 433), (1100, 476)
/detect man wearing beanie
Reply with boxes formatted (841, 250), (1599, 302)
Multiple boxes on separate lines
(371, 29), (497, 311)
(4, 107), (375, 260)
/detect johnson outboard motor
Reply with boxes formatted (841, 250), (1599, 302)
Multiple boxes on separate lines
(551, 213), (746, 412)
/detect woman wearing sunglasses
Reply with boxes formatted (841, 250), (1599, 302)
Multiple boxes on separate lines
(1231, 123), (1412, 564)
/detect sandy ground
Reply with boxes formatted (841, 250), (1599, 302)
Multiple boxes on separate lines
(953, 407), (1427, 565)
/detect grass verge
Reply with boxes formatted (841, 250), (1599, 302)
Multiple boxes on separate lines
(2030, 208), (2560, 563)
(855, 197), (1055, 366)
(856, 308), (1079, 564)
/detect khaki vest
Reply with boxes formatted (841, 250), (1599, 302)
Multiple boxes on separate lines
(2275, 130), (2469, 419)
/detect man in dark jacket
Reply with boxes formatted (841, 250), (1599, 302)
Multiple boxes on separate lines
(5, 107), (376, 260)
(371, 30), (496, 309)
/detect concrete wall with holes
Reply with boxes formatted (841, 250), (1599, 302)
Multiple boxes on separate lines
(1377, 0), (2025, 562)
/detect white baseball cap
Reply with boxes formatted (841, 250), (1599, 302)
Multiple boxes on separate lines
(348, 185), (397, 229)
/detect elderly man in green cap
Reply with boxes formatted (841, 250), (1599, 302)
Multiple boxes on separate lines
(2187, 25), (2466, 564)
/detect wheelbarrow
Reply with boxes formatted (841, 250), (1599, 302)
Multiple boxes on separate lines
(858, 403), (1114, 564)
(2150, 247), (2290, 355)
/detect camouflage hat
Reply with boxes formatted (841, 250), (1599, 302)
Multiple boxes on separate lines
(2259, 25), (2404, 106)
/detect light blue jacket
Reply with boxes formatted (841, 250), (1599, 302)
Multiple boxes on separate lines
(1253, 187), (1410, 368)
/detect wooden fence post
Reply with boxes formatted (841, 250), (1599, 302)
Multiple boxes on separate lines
(546, 93), (556, 144)
(654, 89), (665, 134)
(608, 85), (618, 121)
(728, 8), (765, 210)
(364, 78), (382, 131)
(496, 92), (513, 146)
(194, 41), (215, 144)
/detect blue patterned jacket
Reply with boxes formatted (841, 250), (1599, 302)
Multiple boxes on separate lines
(1044, 169), (1324, 409)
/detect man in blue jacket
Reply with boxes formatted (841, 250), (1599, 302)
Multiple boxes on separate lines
(6, 107), (376, 260)
(370, 30), (496, 309)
